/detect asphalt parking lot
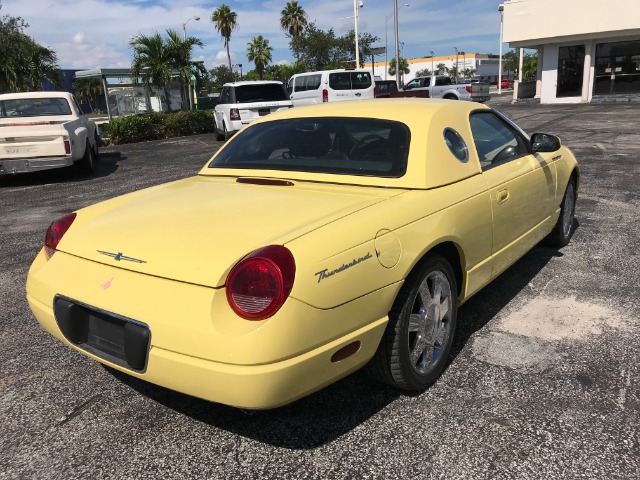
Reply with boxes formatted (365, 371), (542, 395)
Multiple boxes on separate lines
(1, 96), (638, 479)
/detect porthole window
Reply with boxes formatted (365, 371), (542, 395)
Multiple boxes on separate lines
(443, 128), (469, 163)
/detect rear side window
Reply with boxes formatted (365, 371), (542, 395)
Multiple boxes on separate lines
(329, 73), (351, 90)
(233, 84), (288, 103)
(209, 116), (410, 178)
(294, 74), (321, 92)
(351, 72), (372, 89)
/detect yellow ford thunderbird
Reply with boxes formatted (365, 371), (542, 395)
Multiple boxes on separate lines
(26, 99), (579, 409)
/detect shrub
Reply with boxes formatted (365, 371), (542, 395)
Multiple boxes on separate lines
(103, 109), (214, 145)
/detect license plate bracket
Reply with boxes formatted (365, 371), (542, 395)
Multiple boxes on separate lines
(54, 296), (150, 372)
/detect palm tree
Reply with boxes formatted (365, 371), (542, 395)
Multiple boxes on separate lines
(280, 1), (307, 41)
(247, 36), (273, 80)
(211, 4), (238, 71)
(130, 30), (203, 111)
(436, 63), (448, 75)
(388, 57), (410, 77)
(130, 32), (174, 110)
(165, 29), (203, 108)
(72, 77), (104, 112)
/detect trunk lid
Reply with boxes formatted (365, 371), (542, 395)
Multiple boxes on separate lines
(58, 175), (402, 287)
(0, 120), (67, 159)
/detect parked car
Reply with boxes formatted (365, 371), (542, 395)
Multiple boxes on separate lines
(287, 69), (375, 106)
(27, 99), (579, 409)
(0, 91), (100, 175)
(374, 80), (430, 99)
(402, 75), (490, 102)
(500, 79), (512, 89)
(213, 81), (292, 141)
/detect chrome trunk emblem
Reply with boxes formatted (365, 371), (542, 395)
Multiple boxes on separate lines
(97, 251), (146, 263)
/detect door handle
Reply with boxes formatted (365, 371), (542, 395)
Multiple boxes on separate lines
(497, 189), (509, 204)
(355, 92), (361, 97)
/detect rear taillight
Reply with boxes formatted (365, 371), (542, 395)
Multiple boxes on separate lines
(44, 212), (76, 259)
(465, 86), (472, 94)
(230, 108), (240, 121)
(226, 245), (295, 320)
(322, 89), (328, 102)
(374, 86), (378, 98)
(63, 136), (71, 155)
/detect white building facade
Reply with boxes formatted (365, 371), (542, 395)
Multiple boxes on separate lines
(503, 0), (640, 103)
(369, 54), (507, 84)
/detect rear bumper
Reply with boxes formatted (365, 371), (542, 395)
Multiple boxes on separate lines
(26, 249), (393, 409)
(0, 156), (73, 175)
(28, 291), (387, 409)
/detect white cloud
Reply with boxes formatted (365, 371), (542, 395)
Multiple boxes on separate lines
(1, 0), (503, 71)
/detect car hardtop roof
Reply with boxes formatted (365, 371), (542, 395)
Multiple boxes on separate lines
(204, 98), (494, 190)
(222, 80), (284, 87)
(0, 91), (74, 100)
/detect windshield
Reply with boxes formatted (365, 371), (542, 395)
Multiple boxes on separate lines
(0, 97), (72, 117)
(209, 117), (409, 178)
(234, 84), (288, 103)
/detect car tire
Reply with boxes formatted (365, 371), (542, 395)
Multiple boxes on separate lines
(443, 94), (457, 100)
(76, 141), (95, 174)
(545, 177), (576, 248)
(92, 132), (100, 158)
(367, 254), (458, 390)
(215, 119), (225, 141)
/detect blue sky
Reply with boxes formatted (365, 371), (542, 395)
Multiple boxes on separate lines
(4, 0), (506, 70)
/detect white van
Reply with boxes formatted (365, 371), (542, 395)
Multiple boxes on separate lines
(287, 69), (375, 106)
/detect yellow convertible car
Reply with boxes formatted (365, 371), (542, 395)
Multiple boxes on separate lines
(26, 99), (579, 409)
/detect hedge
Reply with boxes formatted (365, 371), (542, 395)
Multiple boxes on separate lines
(102, 109), (215, 145)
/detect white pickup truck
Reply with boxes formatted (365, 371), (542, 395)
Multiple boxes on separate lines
(0, 91), (100, 175)
(402, 75), (490, 102)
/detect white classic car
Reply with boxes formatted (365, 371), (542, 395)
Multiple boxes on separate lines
(0, 91), (100, 175)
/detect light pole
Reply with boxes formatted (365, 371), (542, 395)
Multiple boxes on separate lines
(341, 1), (364, 67)
(393, 0), (400, 89)
(430, 50), (434, 74)
(385, 3), (409, 80)
(354, 0), (363, 67)
(498, 4), (504, 94)
(182, 16), (200, 110)
(182, 15), (200, 41)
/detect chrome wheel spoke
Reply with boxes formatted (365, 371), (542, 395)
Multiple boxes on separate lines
(408, 313), (426, 333)
(410, 335), (428, 364)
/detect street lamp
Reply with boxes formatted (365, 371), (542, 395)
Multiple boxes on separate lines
(385, 3), (409, 80)
(182, 15), (200, 41)
(429, 50), (434, 74)
(498, 4), (504, 94)
(340, 1), (364, 67)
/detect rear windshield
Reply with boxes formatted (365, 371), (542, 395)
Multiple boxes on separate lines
(0, 97), (72, 117)
(209, 117), (409, 178)
(234, 84), (288, 103)
(329, 72), (372, 90)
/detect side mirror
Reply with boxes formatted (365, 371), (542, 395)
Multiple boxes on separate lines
(531, 133), (561, 153)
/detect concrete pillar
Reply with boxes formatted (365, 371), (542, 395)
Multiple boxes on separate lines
(581, 41), (594, 103)
(535, 47), (543, 99)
